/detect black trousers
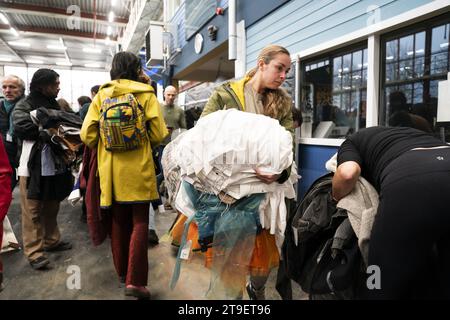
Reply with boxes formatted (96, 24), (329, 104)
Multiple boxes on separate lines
(367, 148), (450, 299)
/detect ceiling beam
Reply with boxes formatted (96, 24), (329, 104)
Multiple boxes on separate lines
(59, 37), (72, 65)
(0, 3), (128, 27)
(0, 24), (118, 41)
(0, 35), (25, 63)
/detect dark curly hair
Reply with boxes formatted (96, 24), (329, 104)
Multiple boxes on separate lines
(110, 51), (142, 81)
(30, 68), (59, 93)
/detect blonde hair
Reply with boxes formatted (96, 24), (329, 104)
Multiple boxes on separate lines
(246, 44), (292, 119)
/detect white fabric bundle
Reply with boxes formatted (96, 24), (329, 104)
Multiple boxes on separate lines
(171, 109), (294, 197)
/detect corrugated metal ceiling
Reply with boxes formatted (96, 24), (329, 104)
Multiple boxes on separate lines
(0, 0), (163, 69)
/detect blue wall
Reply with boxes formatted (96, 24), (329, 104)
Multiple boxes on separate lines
(246, 0), (434, 70)
(171, 0), (292, 77)
(170, 0), (229, 50)
(298, 144), (339, 200)
(237, 0), (290, 28)
(172, 7), (229, 76)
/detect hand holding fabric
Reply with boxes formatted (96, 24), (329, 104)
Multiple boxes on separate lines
(255, 167), (280, 184)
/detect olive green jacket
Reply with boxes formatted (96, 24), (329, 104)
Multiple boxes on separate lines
(201, 77), (294, 183)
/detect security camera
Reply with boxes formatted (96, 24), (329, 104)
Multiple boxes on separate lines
(207, 25), (218, 41)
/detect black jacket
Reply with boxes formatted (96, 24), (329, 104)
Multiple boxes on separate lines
(13, 92), (60, 141)
(0, 97), (24, 167)
(13, 92), (73, 201)
(282, 173), (366, 299)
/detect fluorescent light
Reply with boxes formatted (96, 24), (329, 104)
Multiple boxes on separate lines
(107, 26), (112, 35)
(386, 56), (394, 60)
(85, 63), (101, 68)
(10, 27), (19, 37)
(415, 49), (424, 54)
(0, 57), (12, 62)
(440, 42), (449, 48)
(8, 41), (30, 47)
(27, 59), (44, 64)
(108, 11), (115, 22)
(0, 13), (9, 24)
(56, 61), (72, 66)
(47, 44), (67, 50)
(83, 47), (102, 54)
(407, 51), (414, 56)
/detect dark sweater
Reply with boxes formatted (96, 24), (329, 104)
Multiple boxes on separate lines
(337, 126), (445, 190)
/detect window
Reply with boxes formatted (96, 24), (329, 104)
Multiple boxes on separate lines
(166, 0), (182, 21)
(381, 14), (450, 140)
(300, 44), (367, 138)
(281, 59), (296, 106)
(185, 0), (216, 40)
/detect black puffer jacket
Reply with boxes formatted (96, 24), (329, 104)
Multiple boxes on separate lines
(282, 173), (366, 299)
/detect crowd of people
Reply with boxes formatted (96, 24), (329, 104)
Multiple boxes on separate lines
(0, 43), (447, 300)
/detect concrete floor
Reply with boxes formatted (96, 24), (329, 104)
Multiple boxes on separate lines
(0, 188), (307, 300)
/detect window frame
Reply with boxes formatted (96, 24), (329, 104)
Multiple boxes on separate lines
(379, 12), (450, 127)
(299, 41), (368, 140)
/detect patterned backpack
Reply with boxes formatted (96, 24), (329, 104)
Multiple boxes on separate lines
(99, 93), (148, 152)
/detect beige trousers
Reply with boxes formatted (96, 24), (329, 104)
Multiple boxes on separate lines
(19, 177), (61, 261)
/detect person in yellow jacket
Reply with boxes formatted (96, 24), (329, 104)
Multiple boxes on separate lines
(171, 44), (294, 299)
(81, 52), (168, 299)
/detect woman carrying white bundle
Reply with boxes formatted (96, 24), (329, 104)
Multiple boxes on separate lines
(170, 44), (294, 300)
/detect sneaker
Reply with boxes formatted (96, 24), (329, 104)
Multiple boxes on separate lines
(44, 241), (72, 252)
(148, 229), (159, 245)
(157, 204), (166, 214)
(30, 256), (50, 270)
(246, 282), (266, 300)
(124, 285), (151, 300)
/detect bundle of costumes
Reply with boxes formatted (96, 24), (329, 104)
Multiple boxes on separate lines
(28, 107), (83, 201)
(162, 109), (298, 298)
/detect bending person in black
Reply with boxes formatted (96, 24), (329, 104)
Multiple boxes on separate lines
(333, 126), (450, 299)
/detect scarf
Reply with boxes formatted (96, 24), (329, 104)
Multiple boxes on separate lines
(3, 99), (16, 137)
